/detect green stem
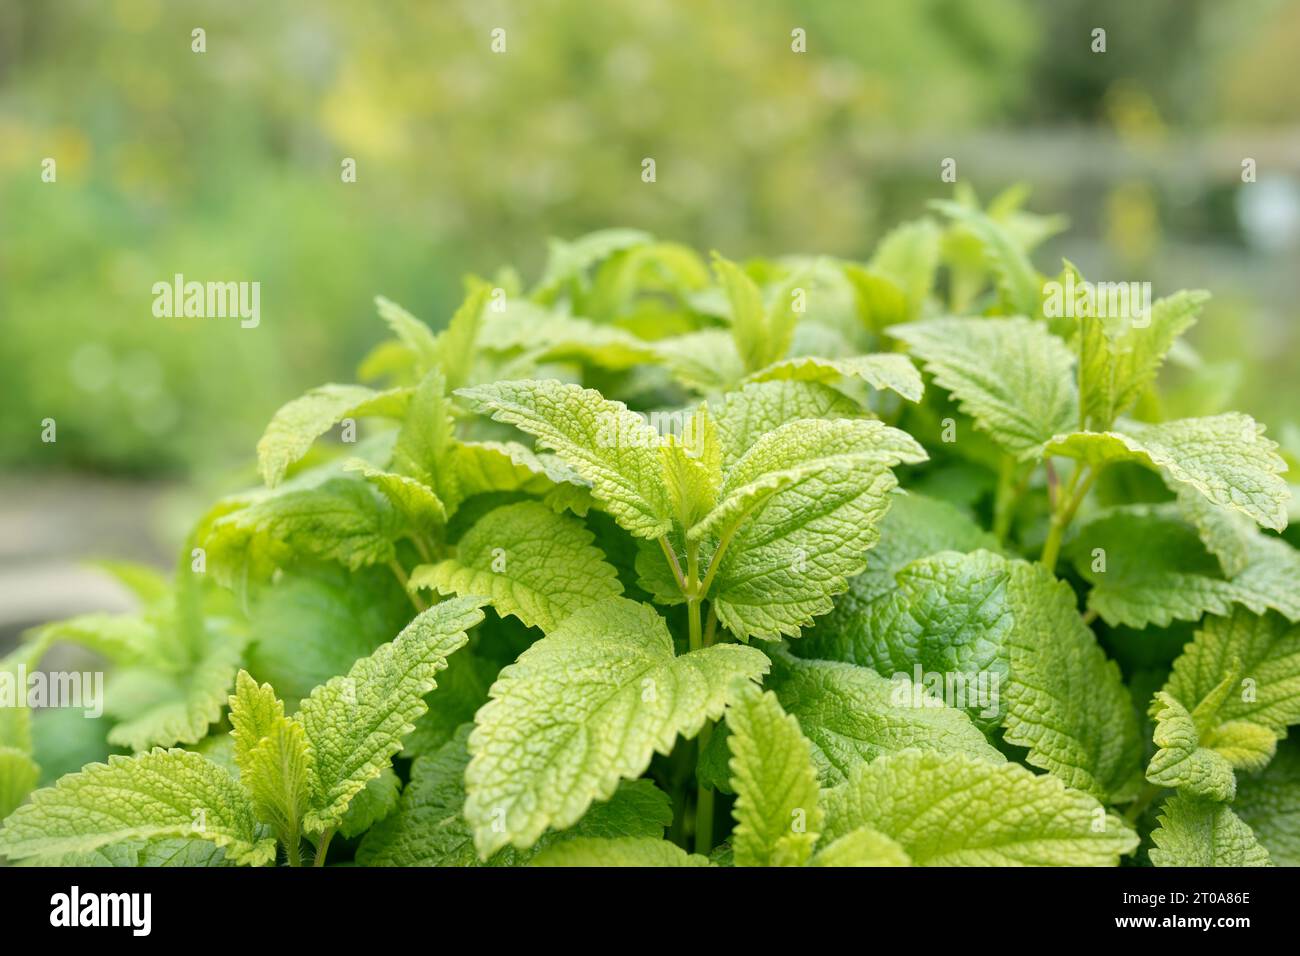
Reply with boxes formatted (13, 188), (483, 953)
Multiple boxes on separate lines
(659, 536), (687, 593)
(694, 736), (715, 856)
(1040, 466), (1096, 571)
(313, 829), (335, 867)
(284, 836), (302, 868)
(703, 603), (718, 647)
(388, 559), (428, 612)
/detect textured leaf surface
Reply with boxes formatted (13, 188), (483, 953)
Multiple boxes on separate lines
(747, 354), (924, 403)
(1077, 286), (1207, 430)
(713, 254), (800, 373)
(811, 825), (912, 866)
(458, 380), (672, 538)
(1145, 693), (1238, 801)
(530, 837), (710, 867)
(1148, 794), (1271, 867)
(258, 384), (409, 487)
(798, 493), (1000, 663)
(708, 419), (926, 640)
(296, 597), (485, 833)
(765, 649), (1002, 785)
(1234, 738), (1300, 865)
(1164, 609), (1300, 738)
(712, 380), (863, 468)
(891, 317), (1077, 456)
(464, 598), (769, 857)
(107, 633), (247, 753)
(821, 750), (1137, 866)
(1069, 510), (1300, 627)
(725, 686), (822, 867)
(799, 549), (1139, 799)
(0, 749), (276, 865)
(410, 502), (621, 632)
(1043, 415), (1289, 531)
(357, 726), (672, 866)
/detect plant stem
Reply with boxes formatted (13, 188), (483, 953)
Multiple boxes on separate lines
(1082, 608), (1099, 626)
(388, 559), (428, 612)
(694, 743), (715, 856)
(703, 603), (718, 647)
(313, 829), (335, 867)
(285, 837), (302, 868)
(684, 538), (715, 855)
(659, 536), (687, 593)
(1040, 466), (1096, 571)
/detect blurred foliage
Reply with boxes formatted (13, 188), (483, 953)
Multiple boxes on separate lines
(0, 0), (1297, 475)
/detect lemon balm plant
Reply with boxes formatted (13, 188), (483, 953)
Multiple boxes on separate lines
(2, 187), (1297, 868)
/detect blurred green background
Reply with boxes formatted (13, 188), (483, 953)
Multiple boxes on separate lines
(1, 0), (1298, 628)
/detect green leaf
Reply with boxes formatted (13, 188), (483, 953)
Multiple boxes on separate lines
(107, 631), (247, 753)
(999, 559), (1144, 802)
(243, 717), (311, 851)
(464, 598), (769, 857)
(257, 384), (409, 488)
(713, 254), (800, 372)
(451, 440), (588, 514)
(811, 825), (911, 867)
(530, 837), (710, 867)
(713, 379), (865, 468)
(409, 502), (622, 632)
(746, 354), (924, 404)
(374, 295), (440, 370)
(799, 492), (1000, 664)
(707, 419), (927, 640)
(653, 329), (747, 393)
(338, 768), (400, 839)
(0, 749), (277, 866)
(891, 317), (1078, 457)
(1043, 415), (1290, 531)
(430, 283), (489, 391)
(866, 218), (941, 321)
(357, 726), (673, 866)
(246, 562), (411, 704)
(1145, 693), (1238, 801)
(1164, 608), (1300, 739)
(799, 550), (1139, 800)
(457, 380), (673, 538)
(843, 265), (906, 334)
(344, 460), (448, 529)
(533, 228), (652, 301)
(1075, 281), (1207, 430)
(821, 750), (1137, 866)
(1234, 738), (1300, 865)
(205, 478), (400, 583)
(296, 596), (485, 834)
(725, 686), (822, 867)
(1069, 509), (1300, 628)
(0, 747), (39, 820)
(765, 648), (1003, 785)
(931, 201), (1042, 317)
(1148, 794), (1272, 866)
(228, 670), (285, 773)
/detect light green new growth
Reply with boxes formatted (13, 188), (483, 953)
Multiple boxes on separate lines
(1149, 794), (1272, 867)
(296, 597), (486, 834)
(409, 501), (621, 632)
(725, 686), (822, 867)
(821, 750), (1138, 866)
(464, 598), (768, 858)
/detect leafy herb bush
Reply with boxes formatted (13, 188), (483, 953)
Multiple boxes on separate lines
(2, 189), (1297, 867)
